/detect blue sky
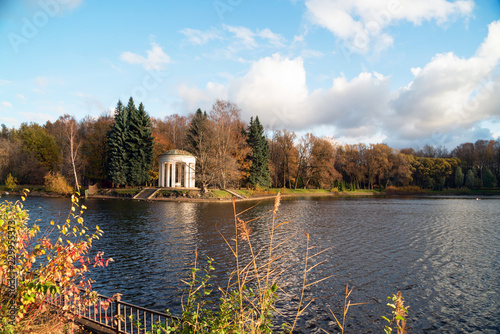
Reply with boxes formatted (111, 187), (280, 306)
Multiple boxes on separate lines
(1, 0), (499, 149)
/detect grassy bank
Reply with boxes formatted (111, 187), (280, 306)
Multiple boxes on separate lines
(3, 185), (499, 202)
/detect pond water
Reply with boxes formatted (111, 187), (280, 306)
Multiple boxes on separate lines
(5, 194), (500, 333)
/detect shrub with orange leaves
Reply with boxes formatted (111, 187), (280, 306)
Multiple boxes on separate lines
(0, 190), (112, 333)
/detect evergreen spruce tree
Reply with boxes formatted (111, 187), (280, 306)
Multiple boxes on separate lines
(464, 169), (475, 189)
(472, 167), (483, 188)
(126, 98), (154, 186)
(247, 116), (271, 188)
(454, 166), (464, 188)
(106, 100), (129, 186)
(483, 167), (497, 188)
(186, 109), (208, 154)
(106, 97), (154, 187)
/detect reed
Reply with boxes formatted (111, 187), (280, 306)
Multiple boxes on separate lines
(166, 193), (410, 333)
(157, 193), (334, 333)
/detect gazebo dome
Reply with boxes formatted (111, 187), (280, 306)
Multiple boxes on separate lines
(160, 149), (195, 156)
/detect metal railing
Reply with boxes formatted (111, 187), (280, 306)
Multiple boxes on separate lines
(47, 288), (176, 334)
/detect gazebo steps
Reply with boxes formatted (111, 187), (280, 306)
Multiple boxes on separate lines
(222, 189), (247, 199)
(133, 188), (160, 200)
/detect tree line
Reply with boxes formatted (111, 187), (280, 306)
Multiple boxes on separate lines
(1, 98), (499, 191)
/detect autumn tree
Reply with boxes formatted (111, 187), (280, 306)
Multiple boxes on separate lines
(309, 136), (341, 189)
(411, 157), (454, 190)
(294, 133), (314, 189)
(209, 100), (251, 188)
(270, 129), (298, 188)
(335, 144), (367, 190)
(365, 144), (397, 189)
(151, 118), (173, 180)
(494, 140), (500, 180)
(11, 123), (62, 184)
(46, 115), (83, 192)
(17, 123), (62, 172)
(186, 109), (216, 191)
(0, 137), (18, 183)
(391, 153), (414, 186)
(452, 142), (476, 171)
(165, 114), (189, 150)
(81, 115), (113, 185)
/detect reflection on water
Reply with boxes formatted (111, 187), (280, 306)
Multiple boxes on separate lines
(7, 195), (500, 333)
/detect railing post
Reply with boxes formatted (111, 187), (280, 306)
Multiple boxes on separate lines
(113, 293), (122, 334)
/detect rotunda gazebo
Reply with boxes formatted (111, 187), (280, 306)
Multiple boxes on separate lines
(158, 150), (196, 188)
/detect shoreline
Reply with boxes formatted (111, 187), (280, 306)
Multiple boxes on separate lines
(87, 191), (367, 203)
(3, 188), (500, 203)
(1, 188), (379, 203)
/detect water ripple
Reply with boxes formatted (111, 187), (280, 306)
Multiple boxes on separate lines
(11, 195), (500, 333)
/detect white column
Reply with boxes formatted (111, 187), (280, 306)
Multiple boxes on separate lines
(159, 162), (163, 187)
(171, 162), (176, 187)
(190, 163), (195, 188)
(184, 163), (189, 188)
(166, 163), (171, 187)
(166, 162), (168, 187)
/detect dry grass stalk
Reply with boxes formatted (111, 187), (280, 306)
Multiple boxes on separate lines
(321, 283), (367, 334)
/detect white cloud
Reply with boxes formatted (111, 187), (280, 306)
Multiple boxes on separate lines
(229, 54), (308, 127)
(389, 20), (500, 143)
(120, 42), (171, 71)
(223, 25), (258, 48)
(75, 92), (107, 113)
(257, 28), (286, 47)
(179, 25), (286, 62)
(35, 76), (49, 88)
(0, 79), (12, 86)
(20, 111), (58, 124)
(301, 49), (324, 58)
(180, 27), (222, 45)
(1, 101), (12, 108)
(16, 94), (26, 101)
(223, 24), (286, 49)
(178, 54), (390, 133)
(177, 20), (500, 149)
(305, 0), (474, 54)
(58, 0), (83, 13)
(24, 0), (82, 15)
(307, 72), (391, 136)
(32, 76), (64, 94)
(178, 82), (228, 112)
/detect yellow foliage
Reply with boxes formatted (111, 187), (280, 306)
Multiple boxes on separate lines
(44, 172), (73, 195)
(5, 173), (18, 191)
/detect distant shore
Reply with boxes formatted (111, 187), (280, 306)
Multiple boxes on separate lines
(3, 186), (500, 203)
(89, 190), (378, 203)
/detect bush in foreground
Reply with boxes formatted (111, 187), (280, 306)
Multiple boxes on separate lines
(0, 191), (111, 333)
